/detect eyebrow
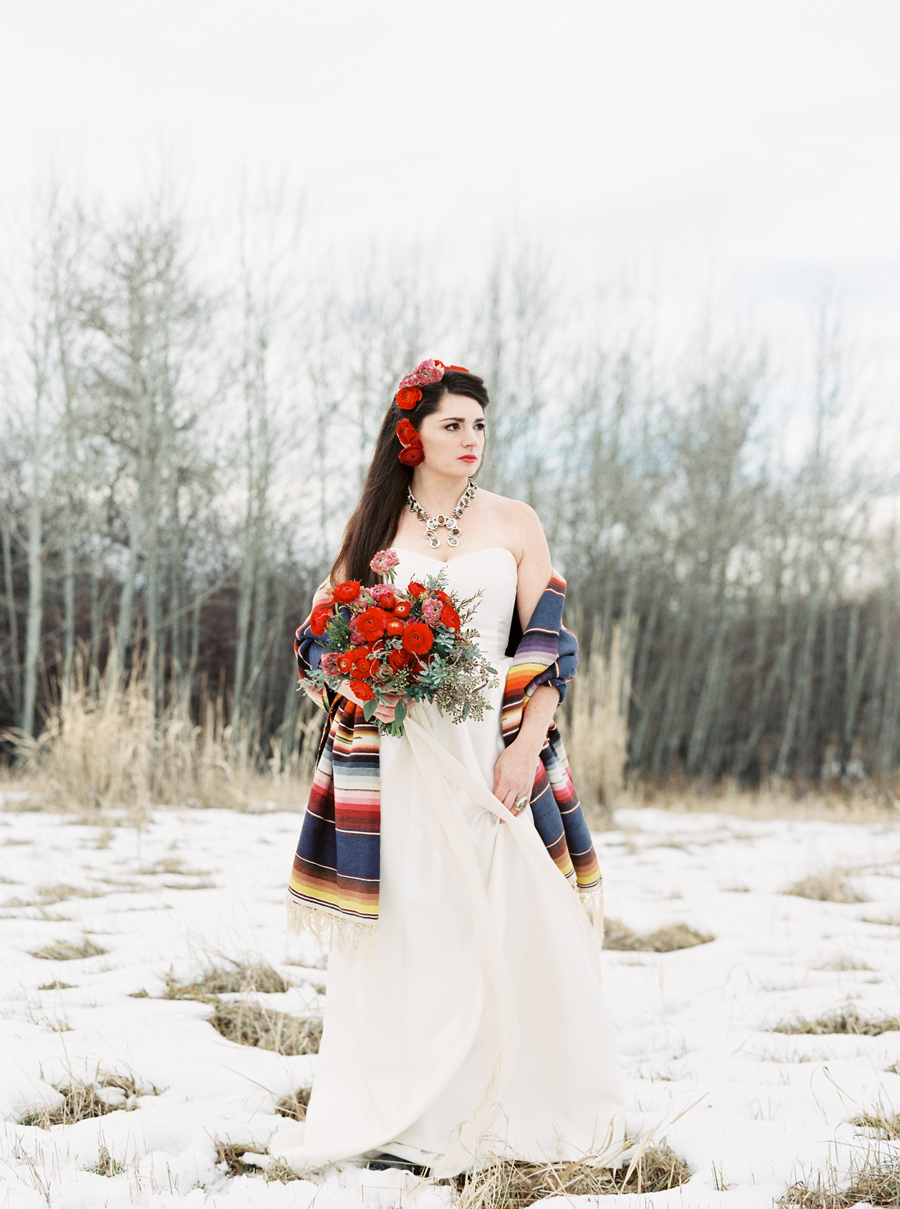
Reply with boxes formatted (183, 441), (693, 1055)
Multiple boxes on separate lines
(442, 416), (484, 423)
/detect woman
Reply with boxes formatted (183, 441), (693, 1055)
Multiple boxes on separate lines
(271, 361), (625, 1179)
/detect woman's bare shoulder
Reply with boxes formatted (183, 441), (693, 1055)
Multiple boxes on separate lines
(475, 490), (548, 564)
(479, 490), (544, 532)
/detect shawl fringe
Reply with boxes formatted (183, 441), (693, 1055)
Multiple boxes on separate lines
(286, 894), (376, 957)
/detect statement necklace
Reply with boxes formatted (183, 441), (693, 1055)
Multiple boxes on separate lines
(407, 479), (477, 548)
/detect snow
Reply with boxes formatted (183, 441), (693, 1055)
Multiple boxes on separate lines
(1, 797), (899, 1207)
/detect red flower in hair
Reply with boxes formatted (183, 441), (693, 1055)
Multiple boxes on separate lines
(333, 580), (361, 603)
(356, 607), (388, 640)
(401, 621), (434, 655)
(349, 679), (374, 702)
(396, 419), (421, 447)
(397, 386), (422, 410)
(399, 446), (425, 466)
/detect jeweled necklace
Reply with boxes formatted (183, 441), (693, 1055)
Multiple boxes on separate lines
(407, 479), (477, 548)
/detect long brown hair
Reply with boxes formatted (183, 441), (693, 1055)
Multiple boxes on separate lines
(332, 369), (490, 585)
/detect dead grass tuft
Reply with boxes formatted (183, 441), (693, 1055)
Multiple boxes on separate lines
(38, 980), (74, 990)
(814, 955), (873, 972)
(16, 1072), (158, 1128)
(163, 961), (290, 1002)
(209, 1003), (321, 1055)
(35, 883), (105, 904)
(30, 937), (107, 961)
(771, 1005), (900, 1036)
(214, 1140), (268, 1177)
(264, 1157), (301, 1183)
(454, 1141), (690, 1207)
(86, 1146), (126, 1177)
(782, 874), (866, 904)
(778, 1153), (900, 1207)
(276, 1086), (311, 1121)
(603, 917), (714, 952)
(850, 1110), (900, 1138)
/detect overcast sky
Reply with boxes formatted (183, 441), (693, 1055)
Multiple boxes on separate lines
(3, 0), (899, 397)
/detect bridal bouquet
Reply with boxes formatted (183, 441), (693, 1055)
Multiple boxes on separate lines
(301, 548), (498, 736)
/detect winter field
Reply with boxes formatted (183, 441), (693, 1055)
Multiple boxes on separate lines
(1, 792), (900, 1209)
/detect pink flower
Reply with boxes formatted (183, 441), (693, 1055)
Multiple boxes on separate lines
(370, 548), (400, 575)
(369, 584), (395, 600)
(348, 618), (369, 646)
(422, 597), (443, 626)
(398, 359), (446, 391)
(320, 652), (340, 674)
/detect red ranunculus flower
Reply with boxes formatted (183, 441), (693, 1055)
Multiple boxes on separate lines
(399, 446), (425, 467)
(396, 418), (421, 446)
(353, 658), (373, 677)
(378, 591), (396, 610)
(408, 582), (426, 597)
(309, 607), (332, 636)
(402, 621), (434, 655)
(385, 617), (405, 636)
(397, 386), (422, 410)
(349, 679), (374, 701)
(333, 580), (361, 602)
(356, 607), (388, 640)
(337, 654), (353, 674)
(440, 604), (461, 631)
(393, 600), (411, 618)
(387, 648), (411, 671)
(435, 590), (450, 603)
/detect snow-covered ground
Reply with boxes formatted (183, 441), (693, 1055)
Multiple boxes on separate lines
(1, 796), (899, 1208)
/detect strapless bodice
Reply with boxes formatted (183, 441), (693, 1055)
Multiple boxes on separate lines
(390, 546), (518, 664)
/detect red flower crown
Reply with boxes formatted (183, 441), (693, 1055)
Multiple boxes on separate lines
(394, 358), (469, 466)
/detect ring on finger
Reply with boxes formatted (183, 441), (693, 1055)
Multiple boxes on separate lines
(513, 794), (529, 814)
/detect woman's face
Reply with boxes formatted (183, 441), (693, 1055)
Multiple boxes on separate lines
(416, 393), (486, 476)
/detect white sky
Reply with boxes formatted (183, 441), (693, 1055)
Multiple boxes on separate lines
(2, 0), (899, 404)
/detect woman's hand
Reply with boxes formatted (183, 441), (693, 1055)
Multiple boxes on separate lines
(492, 738), (540, 819)
(341, 686), (401, 724)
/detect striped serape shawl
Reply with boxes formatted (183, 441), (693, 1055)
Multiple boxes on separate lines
(287, 569), (602, 943)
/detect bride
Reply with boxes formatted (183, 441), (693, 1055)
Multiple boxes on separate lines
(271, 360), (625, 1178)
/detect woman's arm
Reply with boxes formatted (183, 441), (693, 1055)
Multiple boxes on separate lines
(492, 504), (561, 814)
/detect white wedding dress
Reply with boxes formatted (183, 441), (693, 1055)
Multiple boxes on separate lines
(271, 547), (625, 1178)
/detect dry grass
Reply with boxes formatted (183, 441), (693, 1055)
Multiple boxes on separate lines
(567, 628), (632, 830)
(214, 1140), (269, 1177)
(38, 980), (74, 990)
(814, 954), (873, 972)
(0, 646), (319, 816)
(603, 917), (714, 952)
(779, 1153), (900, 1207)
(30, 937), (107, 961)
(209, 1002), (321, 1055)
(850, 1110), (900, 1138)
(631, 777), (900, 823)
(454, 1140), (690, 1207)
(86, 1146), (126, 1177)
(163, 961), (290, 1002)
(17, 1072), (157, 1128)
(213, 1141), (301, 1183)
(782, 874), (866, 903)
(887, 1060), (900, 1075)
(771, 1005), (900, 1036)
(276, 1086), (311, 1121)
